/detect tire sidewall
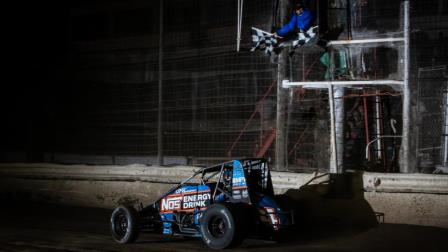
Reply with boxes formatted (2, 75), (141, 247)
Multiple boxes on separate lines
(110, 205), (139, 244)
(200, 204), (236, 249)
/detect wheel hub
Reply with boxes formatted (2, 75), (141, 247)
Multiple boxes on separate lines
(210, 217), (226, 238)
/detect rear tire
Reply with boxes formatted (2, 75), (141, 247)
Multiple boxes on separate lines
(110, 205), (140, 244)
(200, 203), (245, 249)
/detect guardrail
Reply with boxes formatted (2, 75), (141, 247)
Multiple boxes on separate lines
(363, 172), (448, 194)
(1, 163), (447, 194)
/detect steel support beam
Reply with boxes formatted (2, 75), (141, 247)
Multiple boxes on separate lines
(328, 37), (404, 46)
(275, 0), (288, 171)
(328, 85), (338, 173)
(438, 83), (448, 172)
(400, 0), (411, 172)
(334, 87), (345, 173)
(283, 80), (404, 88)
(443, 86), (448, 167)
(157, 0), (164, 165)
(236, 0), (244, 52)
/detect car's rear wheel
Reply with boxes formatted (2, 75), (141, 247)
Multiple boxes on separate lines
(110, 205), (140, 244)
(200, 203), (245, 249)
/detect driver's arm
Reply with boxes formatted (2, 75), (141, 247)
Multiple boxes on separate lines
(276, 14), (297, 37)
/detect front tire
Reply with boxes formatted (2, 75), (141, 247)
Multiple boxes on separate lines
(199, 203), (245, 249)
(110, 205), (140, 244)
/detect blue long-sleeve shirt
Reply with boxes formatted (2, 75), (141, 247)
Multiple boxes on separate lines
(277, 9), (314, 37)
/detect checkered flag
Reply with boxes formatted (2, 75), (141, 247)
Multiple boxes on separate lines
(292, 26), (319, 48)
(251, 26), (319, 56)
(251, 27), (278, 55)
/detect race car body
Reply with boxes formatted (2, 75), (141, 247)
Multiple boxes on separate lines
(110, 158), (294, 249)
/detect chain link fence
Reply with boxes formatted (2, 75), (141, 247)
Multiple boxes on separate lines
(416, 66), (448, 172)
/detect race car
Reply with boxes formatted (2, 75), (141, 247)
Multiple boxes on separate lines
(110, 158), (294, 249)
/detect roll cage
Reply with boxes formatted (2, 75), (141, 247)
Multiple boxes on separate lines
(143, 158), (273, 211)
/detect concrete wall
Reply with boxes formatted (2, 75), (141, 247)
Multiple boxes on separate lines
(0, 163), (447, 228)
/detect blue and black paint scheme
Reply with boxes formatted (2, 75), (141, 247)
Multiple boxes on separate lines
(159, 184), (211, 236)
(138, 158), (294, 238)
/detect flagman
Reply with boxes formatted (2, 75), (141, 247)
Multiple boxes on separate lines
(274, 3), (315, 38)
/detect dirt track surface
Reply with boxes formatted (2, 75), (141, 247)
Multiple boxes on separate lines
(0, 203), (447, 252)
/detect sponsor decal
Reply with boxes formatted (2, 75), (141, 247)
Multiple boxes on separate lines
(161, 196), (182, 212)
(232, 162), (247, 189)
(161, 190), (211, 213)
(232, 176), (246, 186)
(231, 161), (249, 202)
(182, 193), (211, 209)
(174, 187), (197, 194)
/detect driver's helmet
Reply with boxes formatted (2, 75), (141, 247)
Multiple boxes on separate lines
(223, 168), (232, 182)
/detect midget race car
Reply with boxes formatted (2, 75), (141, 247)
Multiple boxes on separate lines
(110, 158), (294, 249)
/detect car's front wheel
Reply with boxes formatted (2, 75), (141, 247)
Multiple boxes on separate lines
(110, 205), (140, 244)
(199, 203), (245, 249)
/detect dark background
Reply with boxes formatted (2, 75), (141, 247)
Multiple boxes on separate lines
(2, 0), (447, 171)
